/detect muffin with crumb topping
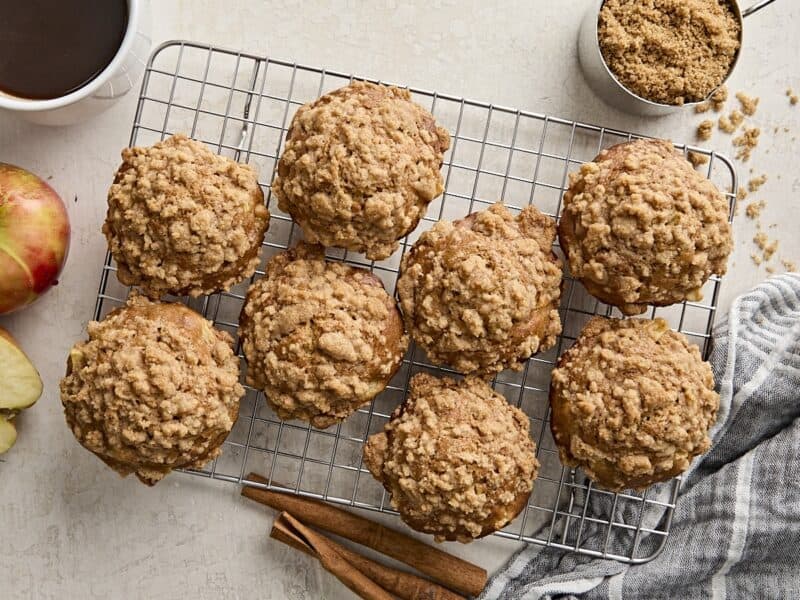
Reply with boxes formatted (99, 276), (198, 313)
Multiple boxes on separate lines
(272, 81), (450, 260)
(550, 317), (719, 491)
(397, 202), (562, 377)
(60, 294), (244, 485)
(364, 373), (539, 542)
(239, 242), (408, 428)
(558, 139), (732, 315)
(104, 134), (269, 297)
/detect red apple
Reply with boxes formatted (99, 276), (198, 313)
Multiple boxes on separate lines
(0, 163), (70, 314)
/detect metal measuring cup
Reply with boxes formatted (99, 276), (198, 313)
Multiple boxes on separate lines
(577, 0), (777, 116)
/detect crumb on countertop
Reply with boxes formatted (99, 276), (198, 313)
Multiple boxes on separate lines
(783, 259), (797, 272)
(788, 88), (799, 105)
(719, 110), (744, 133)
(697, 120), (714, 141)
(754, 232), (778, 261)
(733, 127), (760, 161)
(745, 200), (765, 219)
(735, 92), (759, 116)
(751, 253), (763, 266)
(711, 86), (728, 111)
(748, 175), (767, 193)
(736, 187), (748, 202)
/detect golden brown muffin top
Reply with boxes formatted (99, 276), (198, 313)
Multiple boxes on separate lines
(599, 0), (741, 105)
(559, 139), (732, 315)
(364, 373), (539, 542)
(239, 243), (408, 429)
(60, 294), (243, 485)
(104, 134), (269, 297)
(272, 81), (450, 260)
(398, 203), (562, 376)
(550, 317), (719, 491)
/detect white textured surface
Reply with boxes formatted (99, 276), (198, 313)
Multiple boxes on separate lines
(1, 2), (798, 599)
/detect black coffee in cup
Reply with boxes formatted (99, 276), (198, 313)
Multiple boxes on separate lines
(0, 0), (128, 100)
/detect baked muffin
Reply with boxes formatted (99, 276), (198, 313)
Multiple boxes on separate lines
(104, 134), (270, 297)
(60, 294), (244, 485)
(550, 317), (719, 491)
(272, 81), (450, 260)
(364, 373), (539, 542)
(239, 242), (408, 428)
(397, 203), (562, 377)
(558, 139), (732, 315)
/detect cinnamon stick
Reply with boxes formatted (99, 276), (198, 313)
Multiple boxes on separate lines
(271, 512), (465, 600)
(241, 473), (487, 597)
(273, 513), (393, 600)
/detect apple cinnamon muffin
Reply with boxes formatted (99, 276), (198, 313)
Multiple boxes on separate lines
(272, 81), (450, 260)
(364, 373), (539, 542)
(104, 134), (269, 297)
(550, 317), (719, 491)
(239, 242), (408, 428)
(397, 203), (562, 377)
(558, 139), (732, 315)
(60, 294), (244, 485)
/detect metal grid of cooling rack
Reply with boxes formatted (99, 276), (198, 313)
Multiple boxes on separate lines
(92, 40), (738, 564)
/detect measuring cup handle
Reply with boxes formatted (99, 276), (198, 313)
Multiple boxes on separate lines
(742, 0), (777, 18)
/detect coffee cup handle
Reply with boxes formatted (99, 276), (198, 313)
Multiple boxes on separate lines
(742, 0), (777, 18)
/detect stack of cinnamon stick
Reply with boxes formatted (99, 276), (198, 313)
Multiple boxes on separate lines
(241, 473), (488, 600)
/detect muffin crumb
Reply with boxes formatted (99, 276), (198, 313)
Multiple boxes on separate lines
(688, 151), (709, 168)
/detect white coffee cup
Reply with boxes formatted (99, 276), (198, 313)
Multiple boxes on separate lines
(0, 0), (151, 126)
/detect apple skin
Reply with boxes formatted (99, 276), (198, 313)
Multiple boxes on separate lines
(0, 163), (70, 315)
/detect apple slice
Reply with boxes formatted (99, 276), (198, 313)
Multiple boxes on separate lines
(0, 327), (43, 414)
(0, 415), (16, 454)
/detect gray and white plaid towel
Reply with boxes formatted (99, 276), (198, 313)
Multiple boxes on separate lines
(484, 273), (800, 600)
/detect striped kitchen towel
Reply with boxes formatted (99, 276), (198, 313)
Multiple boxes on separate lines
(483, 273), (800, 600)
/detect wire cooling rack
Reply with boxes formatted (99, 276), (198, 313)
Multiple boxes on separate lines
(92, 40), (738, 564)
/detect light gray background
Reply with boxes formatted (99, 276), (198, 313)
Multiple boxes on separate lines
(1, 2), (798, 599)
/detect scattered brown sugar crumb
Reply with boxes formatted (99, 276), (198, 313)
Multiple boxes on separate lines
(711, 85), (729, 111)
(688, 151), (709, 168)
(695, 101), (712, 114)
(787, 88), (799, 105)
(766, 265), (776, 274)
(735, 92), (759, 116)
(754, 232), (778, 261)
(783, 259), (797, 272)
(751, 253), (763, 266)
(718, 110), (744, 134)
(733, 127), (760, 161)
(736, 187), (748, 202)
(745, 200), (765, 219)
(697, 119), (714, 141)
(748, 175), (767, 193)
(597, 2), (741, 105)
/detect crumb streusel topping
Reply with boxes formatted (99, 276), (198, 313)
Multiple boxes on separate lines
(550, 317), (719, 491)
(239, 242), (408, 429)
(104, 134), (269, 297)
(364, 373), (539, 542)
(272, 81), (450, 260)
(598, 0), (741, 105)
(60, 294), (244, 486)
(559, 139), (732, 315)
(397, 203), (562, 377)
